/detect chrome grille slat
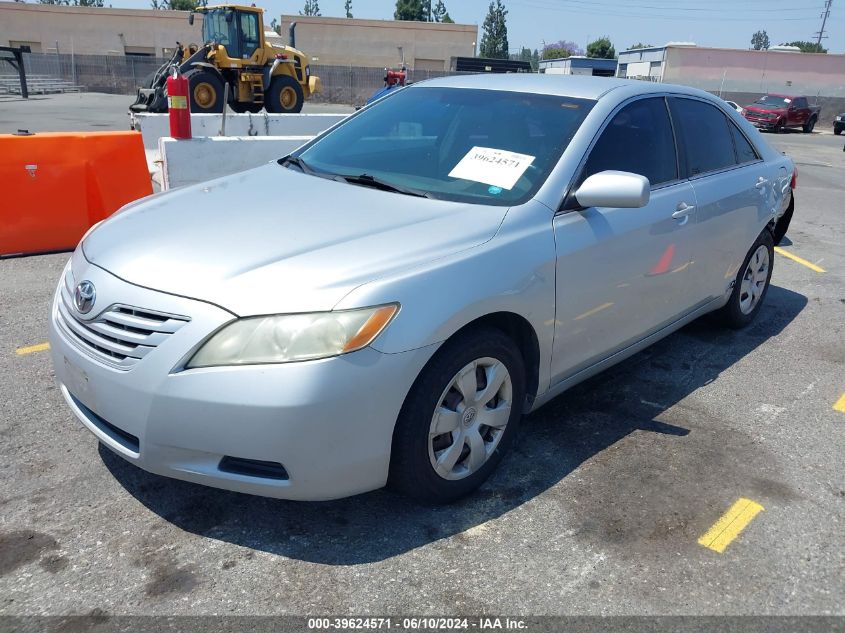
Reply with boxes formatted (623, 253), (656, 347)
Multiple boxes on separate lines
(56, 271), (190, 370)
(101, 310), (184, 334)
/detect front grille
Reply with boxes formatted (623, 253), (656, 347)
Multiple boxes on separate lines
(56, 269), (189, 370)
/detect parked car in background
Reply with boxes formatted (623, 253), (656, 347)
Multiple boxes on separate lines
(743, 94), (821, 133)
(49, 75), (796, 504)
(834, 112), (844, 135)
(724, 100), (744, 115)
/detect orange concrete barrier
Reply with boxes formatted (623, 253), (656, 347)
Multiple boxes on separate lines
(1, 131), (152, 257)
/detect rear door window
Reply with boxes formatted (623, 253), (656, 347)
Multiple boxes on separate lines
(582, 97), (677, 187)
(728, 122), (759, 164)
(669, 98), (737, 177)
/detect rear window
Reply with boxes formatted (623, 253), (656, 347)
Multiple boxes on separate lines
(729, 123), (759, 164)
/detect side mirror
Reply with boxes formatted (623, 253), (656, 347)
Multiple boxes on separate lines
(574, 170), (650, 209)
(188, 13), (194, 25)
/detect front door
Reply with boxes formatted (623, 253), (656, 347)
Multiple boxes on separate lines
(551, 96), (698, 383)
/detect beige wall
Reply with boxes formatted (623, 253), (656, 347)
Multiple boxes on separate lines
(282, 15), (477, 71)
(663, 46), (845, 98)
(0, 2), (202, 57)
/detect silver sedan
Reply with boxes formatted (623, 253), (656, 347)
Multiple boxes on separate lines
(49, 75), (796, 503)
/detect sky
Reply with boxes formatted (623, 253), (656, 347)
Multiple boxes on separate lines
(116, 0), (844, 55)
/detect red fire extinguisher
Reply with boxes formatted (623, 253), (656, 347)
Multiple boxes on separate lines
(167, 67), (191, 140)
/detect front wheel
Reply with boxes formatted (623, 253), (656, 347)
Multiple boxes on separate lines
(716, 230), (774, 329)
(265, 75), (304, 114)
(834, 126), (842, 136)
(186, 70), (225, 114)
(389, 328), (526, 504)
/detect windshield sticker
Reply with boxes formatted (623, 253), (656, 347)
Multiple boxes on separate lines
(449, 147), (535, 191)
(488, 185), (503, 195)
(784, 98), (792, 104)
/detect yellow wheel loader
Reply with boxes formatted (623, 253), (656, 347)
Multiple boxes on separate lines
(130, 4), (320, 114)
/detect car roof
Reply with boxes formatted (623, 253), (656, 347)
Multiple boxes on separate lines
(413, 73), (675, 101)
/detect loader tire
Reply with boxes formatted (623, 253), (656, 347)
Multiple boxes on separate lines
(230, 102), (264, 114)
(265, 75), (304, 114)
(187, 70), (225, 114)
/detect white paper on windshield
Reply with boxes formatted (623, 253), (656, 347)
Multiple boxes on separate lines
(448, 146), (535, 191)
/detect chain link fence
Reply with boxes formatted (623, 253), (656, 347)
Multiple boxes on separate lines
(13, 53), (472, 105)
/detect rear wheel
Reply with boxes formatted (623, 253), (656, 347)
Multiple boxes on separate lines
(187, 70), (225, 114)
(265, 75), (304, 114)
(802, 116), (817, 133)
(389, 328), (526, 504)
(716, 230), (774, 329)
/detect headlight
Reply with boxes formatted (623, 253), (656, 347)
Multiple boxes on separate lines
(186, 304), (398, 368)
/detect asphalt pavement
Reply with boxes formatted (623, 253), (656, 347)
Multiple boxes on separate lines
(0, 101), (843, 620)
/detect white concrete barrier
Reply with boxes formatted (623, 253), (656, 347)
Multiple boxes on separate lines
(159, 136), (313, 190)
(133, 112), (347, 151)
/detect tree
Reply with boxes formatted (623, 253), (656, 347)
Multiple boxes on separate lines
(479, 0), (509, 59)
(751, 30), (770, 50)
(517, 46), (539, 71)
(542, 40), (583, 59)
(394, 0), (425, 21)
(344, 0), (352, 18)
(432, 0), (451, 23)
(300, 0), (320, 16)
(586, 36), (615, 59)
(270, 17), (281, 34)
(629, 42), (652, 50)
(780, 40), (827, 53)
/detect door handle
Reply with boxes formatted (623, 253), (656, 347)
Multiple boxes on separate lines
(672, 202), (695, 219)
(755, 177), (769, 189)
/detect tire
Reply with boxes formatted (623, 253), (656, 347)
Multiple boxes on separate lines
(716, 230), (774, 329)
(775, 119), (786, 134)
(186, 70), (225, 114)
(230, 102), (263, 114)
(389, 327), (526, 504)
(265, 75), (304, 114)
(772, 198), (794, 245)
(802, 117), (816, 133)
(834, 126), (842, 136)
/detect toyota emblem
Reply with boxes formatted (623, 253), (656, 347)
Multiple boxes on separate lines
(74, 280), (96, 314)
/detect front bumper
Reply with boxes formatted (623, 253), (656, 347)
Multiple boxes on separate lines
(49, 251), (436, 500)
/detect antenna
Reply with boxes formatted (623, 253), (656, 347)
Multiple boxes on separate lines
(814, 0), (832, 47)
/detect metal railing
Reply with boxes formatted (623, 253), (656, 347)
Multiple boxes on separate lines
(16, 52), (471, 105)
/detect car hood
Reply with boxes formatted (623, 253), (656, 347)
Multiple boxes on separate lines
(745, 105), (785, 115)
(83, 164), (507, 316)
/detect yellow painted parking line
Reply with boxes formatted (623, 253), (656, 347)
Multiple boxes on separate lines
(774, 247), (826, 273)
(698, 498), (764, 554)
(834, 393), (845, 413)
(15, 342), (50, 356)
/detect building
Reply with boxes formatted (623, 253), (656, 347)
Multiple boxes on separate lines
(617, 44), (845, 120)
(0, 2), (201, 57)
(281, 15), (477, 71)
(539, 56), (616, 77)
(450, 57), (531, 73)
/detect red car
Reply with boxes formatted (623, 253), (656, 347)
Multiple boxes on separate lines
(743, 94), (821, 133)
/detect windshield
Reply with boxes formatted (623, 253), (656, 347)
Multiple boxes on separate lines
(754, 95), (791, 107)
(202, 9), (236, 47)
(295, 87), (594, 206)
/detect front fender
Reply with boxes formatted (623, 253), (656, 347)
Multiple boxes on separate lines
(334, 199), (558, 395)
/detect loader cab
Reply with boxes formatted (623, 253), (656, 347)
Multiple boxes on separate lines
(195, 6), (263, 61)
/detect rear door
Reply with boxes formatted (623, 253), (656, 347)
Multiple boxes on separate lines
(668, 97), (774, 301)
(550, 96), (698, 382)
